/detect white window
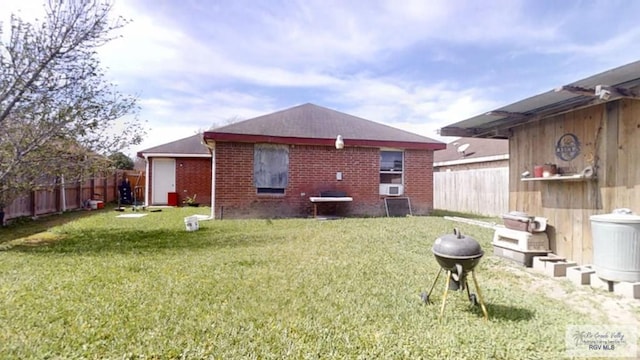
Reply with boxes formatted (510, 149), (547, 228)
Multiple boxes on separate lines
(380, 150), (404, 196)
(380, 150), (403, 184)
(254, 144), (289, 194)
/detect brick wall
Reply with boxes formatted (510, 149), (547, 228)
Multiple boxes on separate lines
(214, 142), (436, 218)
(147, 157), (212, 205)
(175, 158), (212, 205)
(404, 149), (435, 214)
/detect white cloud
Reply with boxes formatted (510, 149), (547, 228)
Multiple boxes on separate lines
(533, 27), (640, 67)
(98, 2), (191, 81)
(6, 0), (640, 157)
(332, 75), (499, 143)
(0, 0), (46, 22)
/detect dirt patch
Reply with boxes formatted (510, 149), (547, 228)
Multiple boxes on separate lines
(501, 261), (640, 326)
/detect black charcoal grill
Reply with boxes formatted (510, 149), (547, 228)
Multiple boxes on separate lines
(421, 229), (489, 320)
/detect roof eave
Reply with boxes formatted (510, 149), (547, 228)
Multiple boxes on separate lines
(434, 154), (509, 167)
(203, 132), (445, 150)
(137, 152), (211, 159)
(439, 126), (511, 139)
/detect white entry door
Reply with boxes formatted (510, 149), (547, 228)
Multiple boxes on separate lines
(152, 158), (176, 204)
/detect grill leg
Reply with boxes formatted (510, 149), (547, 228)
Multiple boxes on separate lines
(439, 270), (452, 321)
(470, 270), (489, 321)
(426, 268), (443, 298)
(465, 277), (472, 299)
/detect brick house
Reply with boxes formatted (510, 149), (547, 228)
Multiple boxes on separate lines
(140, 103), (445, 218)
(137, 133), (212, 207)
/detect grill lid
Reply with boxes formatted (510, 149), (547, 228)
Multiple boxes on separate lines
(432, 228), (483, 258)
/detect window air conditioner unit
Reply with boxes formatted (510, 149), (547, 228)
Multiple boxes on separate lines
(379, 184), (403, 196)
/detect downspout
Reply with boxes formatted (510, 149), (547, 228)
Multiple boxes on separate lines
(144, 155), (150, 207)
(202, 141), (216, 220)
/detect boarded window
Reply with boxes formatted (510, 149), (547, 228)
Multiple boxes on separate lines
(254, 144), (289, 189)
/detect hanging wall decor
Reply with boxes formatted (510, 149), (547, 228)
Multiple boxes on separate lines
(555, 133), (581, 161)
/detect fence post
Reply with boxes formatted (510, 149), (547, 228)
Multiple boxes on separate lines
(114, 171), (119, 203)
(30, 189), (36, 218)
(77, 180), (82, 208)
(55, 177), (61, 214)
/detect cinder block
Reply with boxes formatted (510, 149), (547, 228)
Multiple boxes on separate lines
(566, 265), (595, 285)
(492, 244), (550, 267)
(531, 256), (575, 277)
(493, 227), (550, 252)
(590, 273), (615, 292)
(614, 282), (640, 299)
(532, 255), (565, 270)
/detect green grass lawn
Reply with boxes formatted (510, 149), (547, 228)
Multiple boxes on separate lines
(0, 208), (611, 359)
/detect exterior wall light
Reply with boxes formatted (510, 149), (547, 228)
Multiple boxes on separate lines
(335, 135), (344, 149)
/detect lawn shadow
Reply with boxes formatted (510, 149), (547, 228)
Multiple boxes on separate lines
(468, 302), (535, 322)
(5, 226), (279, 255)
(0, 210), (105, 244)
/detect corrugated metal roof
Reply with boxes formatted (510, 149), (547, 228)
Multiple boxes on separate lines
(439, 60), (640, 138)
(205, 103), (444, 149)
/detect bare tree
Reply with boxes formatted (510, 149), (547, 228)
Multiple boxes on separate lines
(0, 0), (145, 210)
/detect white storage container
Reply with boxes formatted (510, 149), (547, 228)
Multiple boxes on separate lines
(590, 210), (640, 282)
(184, 216), (199, 232)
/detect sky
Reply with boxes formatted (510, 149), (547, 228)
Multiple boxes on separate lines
(3, 0), (640, 158)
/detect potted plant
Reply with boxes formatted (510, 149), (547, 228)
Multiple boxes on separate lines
(183, 194), (199, 207)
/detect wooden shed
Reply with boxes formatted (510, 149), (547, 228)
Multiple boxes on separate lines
(439, 60), (640, 265)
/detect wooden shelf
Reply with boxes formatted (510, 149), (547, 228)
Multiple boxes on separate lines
(521, 174), (596, 182)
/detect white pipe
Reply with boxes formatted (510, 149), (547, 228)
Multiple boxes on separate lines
(200, 141), (215, 221)
(210, 146), (215, 220)
(144, 155), (150, 207)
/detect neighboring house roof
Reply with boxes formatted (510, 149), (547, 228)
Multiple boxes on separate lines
(439, 60), (640, 138)
(434, 137), (509, 166)
(137, 133), (211, 158)
(204, 103), (445, 150)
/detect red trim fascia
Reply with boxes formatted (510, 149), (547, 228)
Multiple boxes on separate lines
(203, 132), (446, 150)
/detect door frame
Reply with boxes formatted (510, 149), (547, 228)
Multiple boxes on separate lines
(152, 158), (176, 205)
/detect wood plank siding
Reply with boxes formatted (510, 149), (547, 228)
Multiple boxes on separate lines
(509, 99), (640, 264)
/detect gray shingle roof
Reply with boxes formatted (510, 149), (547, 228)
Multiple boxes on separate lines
(139, 103), (445, 157)
(434, 137), (508, 163)
(137, 133), (210, 157)
(209, 103), (442, 144)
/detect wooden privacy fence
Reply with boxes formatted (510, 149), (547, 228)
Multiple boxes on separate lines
(2, 170), (145, 223)
(434, 167), (509, 217)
